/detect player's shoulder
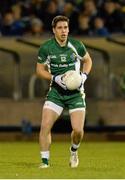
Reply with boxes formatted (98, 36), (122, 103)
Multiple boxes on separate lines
(68, 37), (84, 47)
(39, 38), (54, 49)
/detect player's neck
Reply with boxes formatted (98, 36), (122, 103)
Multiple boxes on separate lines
(55, 37), (67, 47)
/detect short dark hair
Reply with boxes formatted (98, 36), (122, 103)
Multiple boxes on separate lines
(52, 15), (69, 28)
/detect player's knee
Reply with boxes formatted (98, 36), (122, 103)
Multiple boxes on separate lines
(73, 128), (84, 137)
(40, 127), (48, 136)
(40, 121), (51, 135)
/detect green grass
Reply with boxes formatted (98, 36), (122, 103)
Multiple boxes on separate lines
(0, 141), (125, 179)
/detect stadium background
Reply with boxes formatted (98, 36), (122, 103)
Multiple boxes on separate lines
(0, 0), (125, 178)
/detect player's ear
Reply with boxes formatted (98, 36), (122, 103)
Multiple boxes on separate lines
(52, 28), (55, 34)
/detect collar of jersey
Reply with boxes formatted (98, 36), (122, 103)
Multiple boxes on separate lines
(54, 37), (68, 48)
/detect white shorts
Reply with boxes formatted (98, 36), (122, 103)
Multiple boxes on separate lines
(43, 100), (85, 116)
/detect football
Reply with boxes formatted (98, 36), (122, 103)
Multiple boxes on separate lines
(63, 70), (82, 90)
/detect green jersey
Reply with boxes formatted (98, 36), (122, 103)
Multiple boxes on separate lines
(38, 37), (87, 108)
(38, 37), (87, 75)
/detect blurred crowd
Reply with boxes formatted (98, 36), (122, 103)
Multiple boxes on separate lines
(0, 0), (125, 37)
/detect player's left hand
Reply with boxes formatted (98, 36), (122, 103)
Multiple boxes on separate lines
(81, 72), (88, 84)
(78, 72), (88, 90)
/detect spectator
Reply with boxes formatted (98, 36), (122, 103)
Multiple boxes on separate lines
(27, 17), (44, 36)
(77, 13), (92, 36)
(61, 2), (79, 34)
(11, 3), (22, 21)
(42, 0), (59, 32)
(80, 0), (99, 29)
(1, 11), (24, 36)
(11, 3), (29, 33)
(99, 0), (124, 33)
(27, 0), (46, 19)
(93, 17), (109, 36)
(56, 0), (65, 13)
(0, 0), (124, 36)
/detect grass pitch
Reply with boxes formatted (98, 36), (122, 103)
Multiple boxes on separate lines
(0, 140), (125, 179)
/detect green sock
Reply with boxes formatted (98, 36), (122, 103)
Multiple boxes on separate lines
(42, 158), (49, 165)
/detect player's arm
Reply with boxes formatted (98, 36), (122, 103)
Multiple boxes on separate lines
(82, 52), (92, 75)
(80, 52), (92, 85)
(36, 62), (67, 90)
(36, 44), (52, 80)
(36, 62), (52, 80)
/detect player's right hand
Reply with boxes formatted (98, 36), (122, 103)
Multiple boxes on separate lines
(52, 74), (67, 90)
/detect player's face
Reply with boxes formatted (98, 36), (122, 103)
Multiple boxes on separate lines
(53, 21), (69, 43)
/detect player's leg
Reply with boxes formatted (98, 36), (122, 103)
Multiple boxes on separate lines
(66, 91), (86, 168)
(69, 109), (86, 168)
(70, 109), (85, 147)
(39, 101), (63, 168)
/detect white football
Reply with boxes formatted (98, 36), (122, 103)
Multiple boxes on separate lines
(63, 70), (82, 90)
